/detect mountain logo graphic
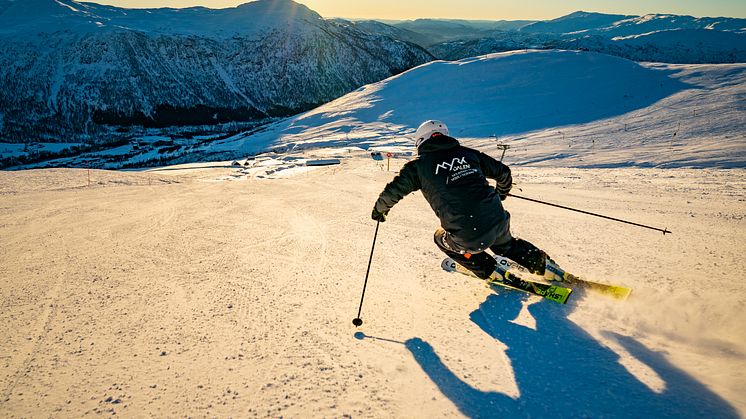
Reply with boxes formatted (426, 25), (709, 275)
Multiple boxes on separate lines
(435, 157), (469, 175)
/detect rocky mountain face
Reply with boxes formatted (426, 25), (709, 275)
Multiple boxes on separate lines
(0, 0), (432, 143)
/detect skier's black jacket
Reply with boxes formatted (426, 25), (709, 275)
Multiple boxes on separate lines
(374, 135), (512, 252)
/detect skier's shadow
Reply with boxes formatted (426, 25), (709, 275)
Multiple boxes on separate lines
(405, 292), (738, 418)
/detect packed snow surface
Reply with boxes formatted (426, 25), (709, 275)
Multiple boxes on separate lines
(0, 158), (744, 417)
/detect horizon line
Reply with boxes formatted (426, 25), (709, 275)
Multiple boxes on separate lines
(82, 1), (746, 20)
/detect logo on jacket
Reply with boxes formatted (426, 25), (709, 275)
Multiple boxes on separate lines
(435, 157), (470, 175)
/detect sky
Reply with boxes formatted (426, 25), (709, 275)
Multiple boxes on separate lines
(94, 0), (746, 20)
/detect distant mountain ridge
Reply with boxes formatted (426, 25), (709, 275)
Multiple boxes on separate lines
(348, 11), (746, 64)
(519, 11), (634, 34)
(0, 0), (432, 142)
(347, 18), (537, 47)
(0, 0), (321, 37)
(430, 28), (746, 63)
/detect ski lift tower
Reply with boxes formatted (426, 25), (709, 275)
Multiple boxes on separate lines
(491, 134), (510, 161)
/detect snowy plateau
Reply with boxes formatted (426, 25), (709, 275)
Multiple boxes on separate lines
(1, 1), (746, 419)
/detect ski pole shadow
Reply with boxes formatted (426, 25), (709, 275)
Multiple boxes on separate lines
(406, 292), (738, 418)
(353, 331), (406, 345)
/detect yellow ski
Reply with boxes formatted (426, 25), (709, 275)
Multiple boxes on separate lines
(495, 256), (632, 300)
(442, 258), (573, 304)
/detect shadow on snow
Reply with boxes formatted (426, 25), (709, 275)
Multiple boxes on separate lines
(405, 292), (738, 418)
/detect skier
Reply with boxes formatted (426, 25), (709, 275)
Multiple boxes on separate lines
(371, 120), (551, 280)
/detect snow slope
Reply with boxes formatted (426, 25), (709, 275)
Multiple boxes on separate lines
(0, 156), (744, 417)
(209, 50), (746, 169)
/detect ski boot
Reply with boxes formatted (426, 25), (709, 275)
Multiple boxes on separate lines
(543, 257), (580, 283)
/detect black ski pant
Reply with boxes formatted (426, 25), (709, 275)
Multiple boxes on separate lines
(434, 222), (547, 280)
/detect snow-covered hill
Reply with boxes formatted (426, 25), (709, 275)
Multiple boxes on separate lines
(0, 0), (432, 143)
(204, 50), (745, 169)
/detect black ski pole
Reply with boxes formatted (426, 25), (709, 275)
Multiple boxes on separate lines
(507, 193), (671, 235)
(353, 221), (380, 327)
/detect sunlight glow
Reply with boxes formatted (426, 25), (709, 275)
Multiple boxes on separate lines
(90, 0), (746, 20)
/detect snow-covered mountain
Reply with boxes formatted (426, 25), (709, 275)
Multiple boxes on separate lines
(0, 0), (322, 36)
(350, 11), (746, 64)
(430, 32), (561, 60)
(519, 11), (633, 34)
(390, 19), (537, 46)
(519, 10), (746, 37)
(577, 29), (746, 63)
(431, 29), (746, 63)
(593, 13), (746, 37)
(0, 0), (432, 143)
(335, 19), (433, 47)
(339, 19), (538, 49)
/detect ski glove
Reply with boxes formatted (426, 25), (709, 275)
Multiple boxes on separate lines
(497, 185), (511, 201)
(371, 208), (388, 222)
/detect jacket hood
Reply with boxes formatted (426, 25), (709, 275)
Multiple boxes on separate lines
(417, 134), (460, 155)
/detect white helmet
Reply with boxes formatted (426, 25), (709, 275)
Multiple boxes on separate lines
(414, 120), (449, 149)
